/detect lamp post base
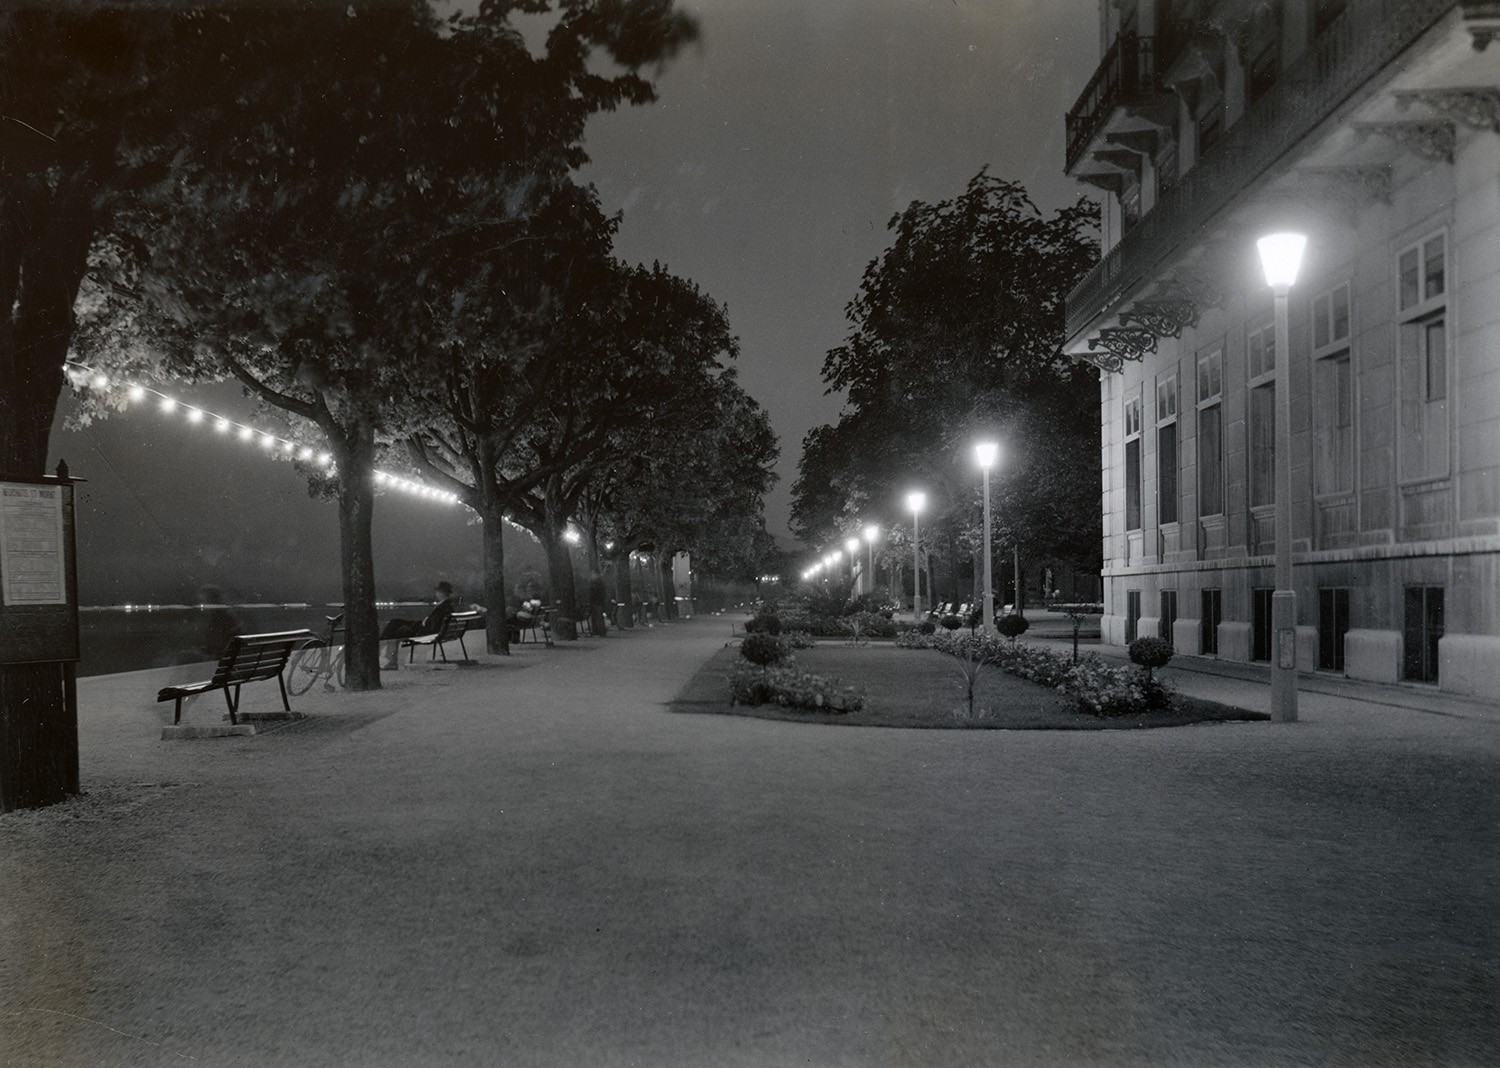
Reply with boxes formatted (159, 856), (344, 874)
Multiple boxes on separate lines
(1270, 589), (1298, 723)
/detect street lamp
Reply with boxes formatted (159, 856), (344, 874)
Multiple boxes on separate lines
(845, 537), (861, 589)
(975, 441), (1000, 633)
(863, 524), (879, 597)
(1257, 231), (1307, 724)
(906, 491), (927, 621)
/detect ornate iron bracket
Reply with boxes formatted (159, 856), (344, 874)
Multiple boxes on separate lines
(1086, 326), (1158, 372)
(1352, 120), (1456, 164)
(1392, 87), (1500, 133)
(1119, 297), (1199, 339)
(1274, 165), (1393, 227)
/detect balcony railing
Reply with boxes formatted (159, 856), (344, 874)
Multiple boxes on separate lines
(1066, 0), (1456, 344)
(1065, 34), (1162, 173)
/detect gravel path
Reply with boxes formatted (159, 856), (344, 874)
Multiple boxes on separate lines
(3, 618), (1497, 1067)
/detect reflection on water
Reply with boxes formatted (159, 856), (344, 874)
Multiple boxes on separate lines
(76, 603), (430, 678)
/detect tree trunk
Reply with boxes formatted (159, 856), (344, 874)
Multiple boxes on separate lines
(585, 536), (608, 637)
(543, 506), (579, 641)
(615, 556), (635, 629)
(0, 210), (94, 475)
(479, 498), (510, 655)
(334, 423), (381, 691)
(659, 554), (676, 620)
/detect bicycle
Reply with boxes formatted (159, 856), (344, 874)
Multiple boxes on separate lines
(287, 613), (346, 695)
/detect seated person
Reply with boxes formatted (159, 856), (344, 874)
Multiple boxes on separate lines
(504, 598), (544, 642)
(380, 581), (458, 668)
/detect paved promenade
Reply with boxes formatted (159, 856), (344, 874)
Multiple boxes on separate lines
(3, 618), (1497, 1067)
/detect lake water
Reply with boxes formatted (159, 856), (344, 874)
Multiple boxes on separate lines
(76, 603), (433, 677)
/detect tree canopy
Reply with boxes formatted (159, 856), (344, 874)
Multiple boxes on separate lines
(792, 171), (1100, 590)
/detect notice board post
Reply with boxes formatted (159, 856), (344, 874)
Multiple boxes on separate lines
(0, 462), (82, 812)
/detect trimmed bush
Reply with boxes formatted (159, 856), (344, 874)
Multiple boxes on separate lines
(740, 632), (787, 666)
(917, 620), (937, 635)
(997, 613), (1030, 639)
(940, 614), (962, 631)
(744, 613), (782, 636)
(1129, 636), (1174, 674)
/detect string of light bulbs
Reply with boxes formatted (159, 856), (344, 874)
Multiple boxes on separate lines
(64, 360), (463, 507)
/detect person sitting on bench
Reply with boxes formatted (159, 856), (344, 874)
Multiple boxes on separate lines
(380, 581), (459, 669)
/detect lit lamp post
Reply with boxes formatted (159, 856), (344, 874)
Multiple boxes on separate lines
(845, 537), (861, 590)
(975, 441), (999, 633)
(906, 491), (926, 621)
(1257, 231), (1307, 724)
(863, 524), (879, 597)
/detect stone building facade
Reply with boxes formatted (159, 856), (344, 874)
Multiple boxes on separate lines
(1061, 0), (1500, 696)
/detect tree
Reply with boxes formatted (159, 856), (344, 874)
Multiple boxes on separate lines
(64, 1), (699, 686)
(792, 171), (1100, 592)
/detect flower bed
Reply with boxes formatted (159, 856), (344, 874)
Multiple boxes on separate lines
(901, 629), (1169, 717)
(728, 660), (865, 713)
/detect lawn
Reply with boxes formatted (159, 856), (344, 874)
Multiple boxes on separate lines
(671, 642), (1266, 730)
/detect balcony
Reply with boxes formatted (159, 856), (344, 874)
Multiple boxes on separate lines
(1065, 0), (1457, 345)
(1065, 34), (1166, 174)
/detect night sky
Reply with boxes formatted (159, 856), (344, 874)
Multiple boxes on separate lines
(48, 0), (1097, 604)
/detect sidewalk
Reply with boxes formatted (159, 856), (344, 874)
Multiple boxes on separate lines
(3, 615), (1497, 1067)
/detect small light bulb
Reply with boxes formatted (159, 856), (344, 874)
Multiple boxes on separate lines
(159, 397), (176, 413)
(186, 408), (203, 424)
(318, 453), (332, 466)
(298, 446), (313, 460)
(239, 426), (253, 441)
(259, 434), (274, 449)
(128, 385), (146, 402)
(91, 374), (109, 390)
(215, 419), (230, 433)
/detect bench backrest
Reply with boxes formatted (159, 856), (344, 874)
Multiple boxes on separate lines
(210, 630), (315, 686)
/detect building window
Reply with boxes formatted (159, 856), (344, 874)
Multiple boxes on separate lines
(1251, 587), (1273, 662)
(1312, 282), (1351, 351)
(1125, 395), (1143, 531)
(1314, 356), (1353, 494)
(1201, 588), (1221, 655)
(1126, 590), (1141, 644)
(1397, 233), (1449, 483)
(1157, 374), (1179, 525)
(1398, 232), (1445, 316)
(1402, 586), (1444, 683)
(1247, 321), (1276, 509)
(1159, 590), (1178, 645)
(1197, 347), (1224, 517)
(1312, 282), (1354, 496)
(1318, 588), (1350, 672)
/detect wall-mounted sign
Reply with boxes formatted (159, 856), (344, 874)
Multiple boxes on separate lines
(0, 482), (67, 606)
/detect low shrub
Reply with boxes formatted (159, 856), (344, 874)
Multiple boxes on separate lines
(939, 614), (962, 631)
(917, 620), (937, 635)
(782, 629), (817, 649)
(895, 628), (935, 649)
(740, 632), (788, 666)
(728, 661), (865, 712)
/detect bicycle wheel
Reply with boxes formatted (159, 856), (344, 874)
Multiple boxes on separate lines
(286, 640), (326, 696)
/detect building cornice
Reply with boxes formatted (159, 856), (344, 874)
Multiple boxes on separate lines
(1102, 534), (1500, 578)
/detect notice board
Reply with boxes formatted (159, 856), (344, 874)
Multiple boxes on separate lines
(0, 475), (80, 665)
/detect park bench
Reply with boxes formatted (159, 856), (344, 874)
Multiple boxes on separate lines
(157, 629), (314, 726)
(401, 610), (483, 663)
